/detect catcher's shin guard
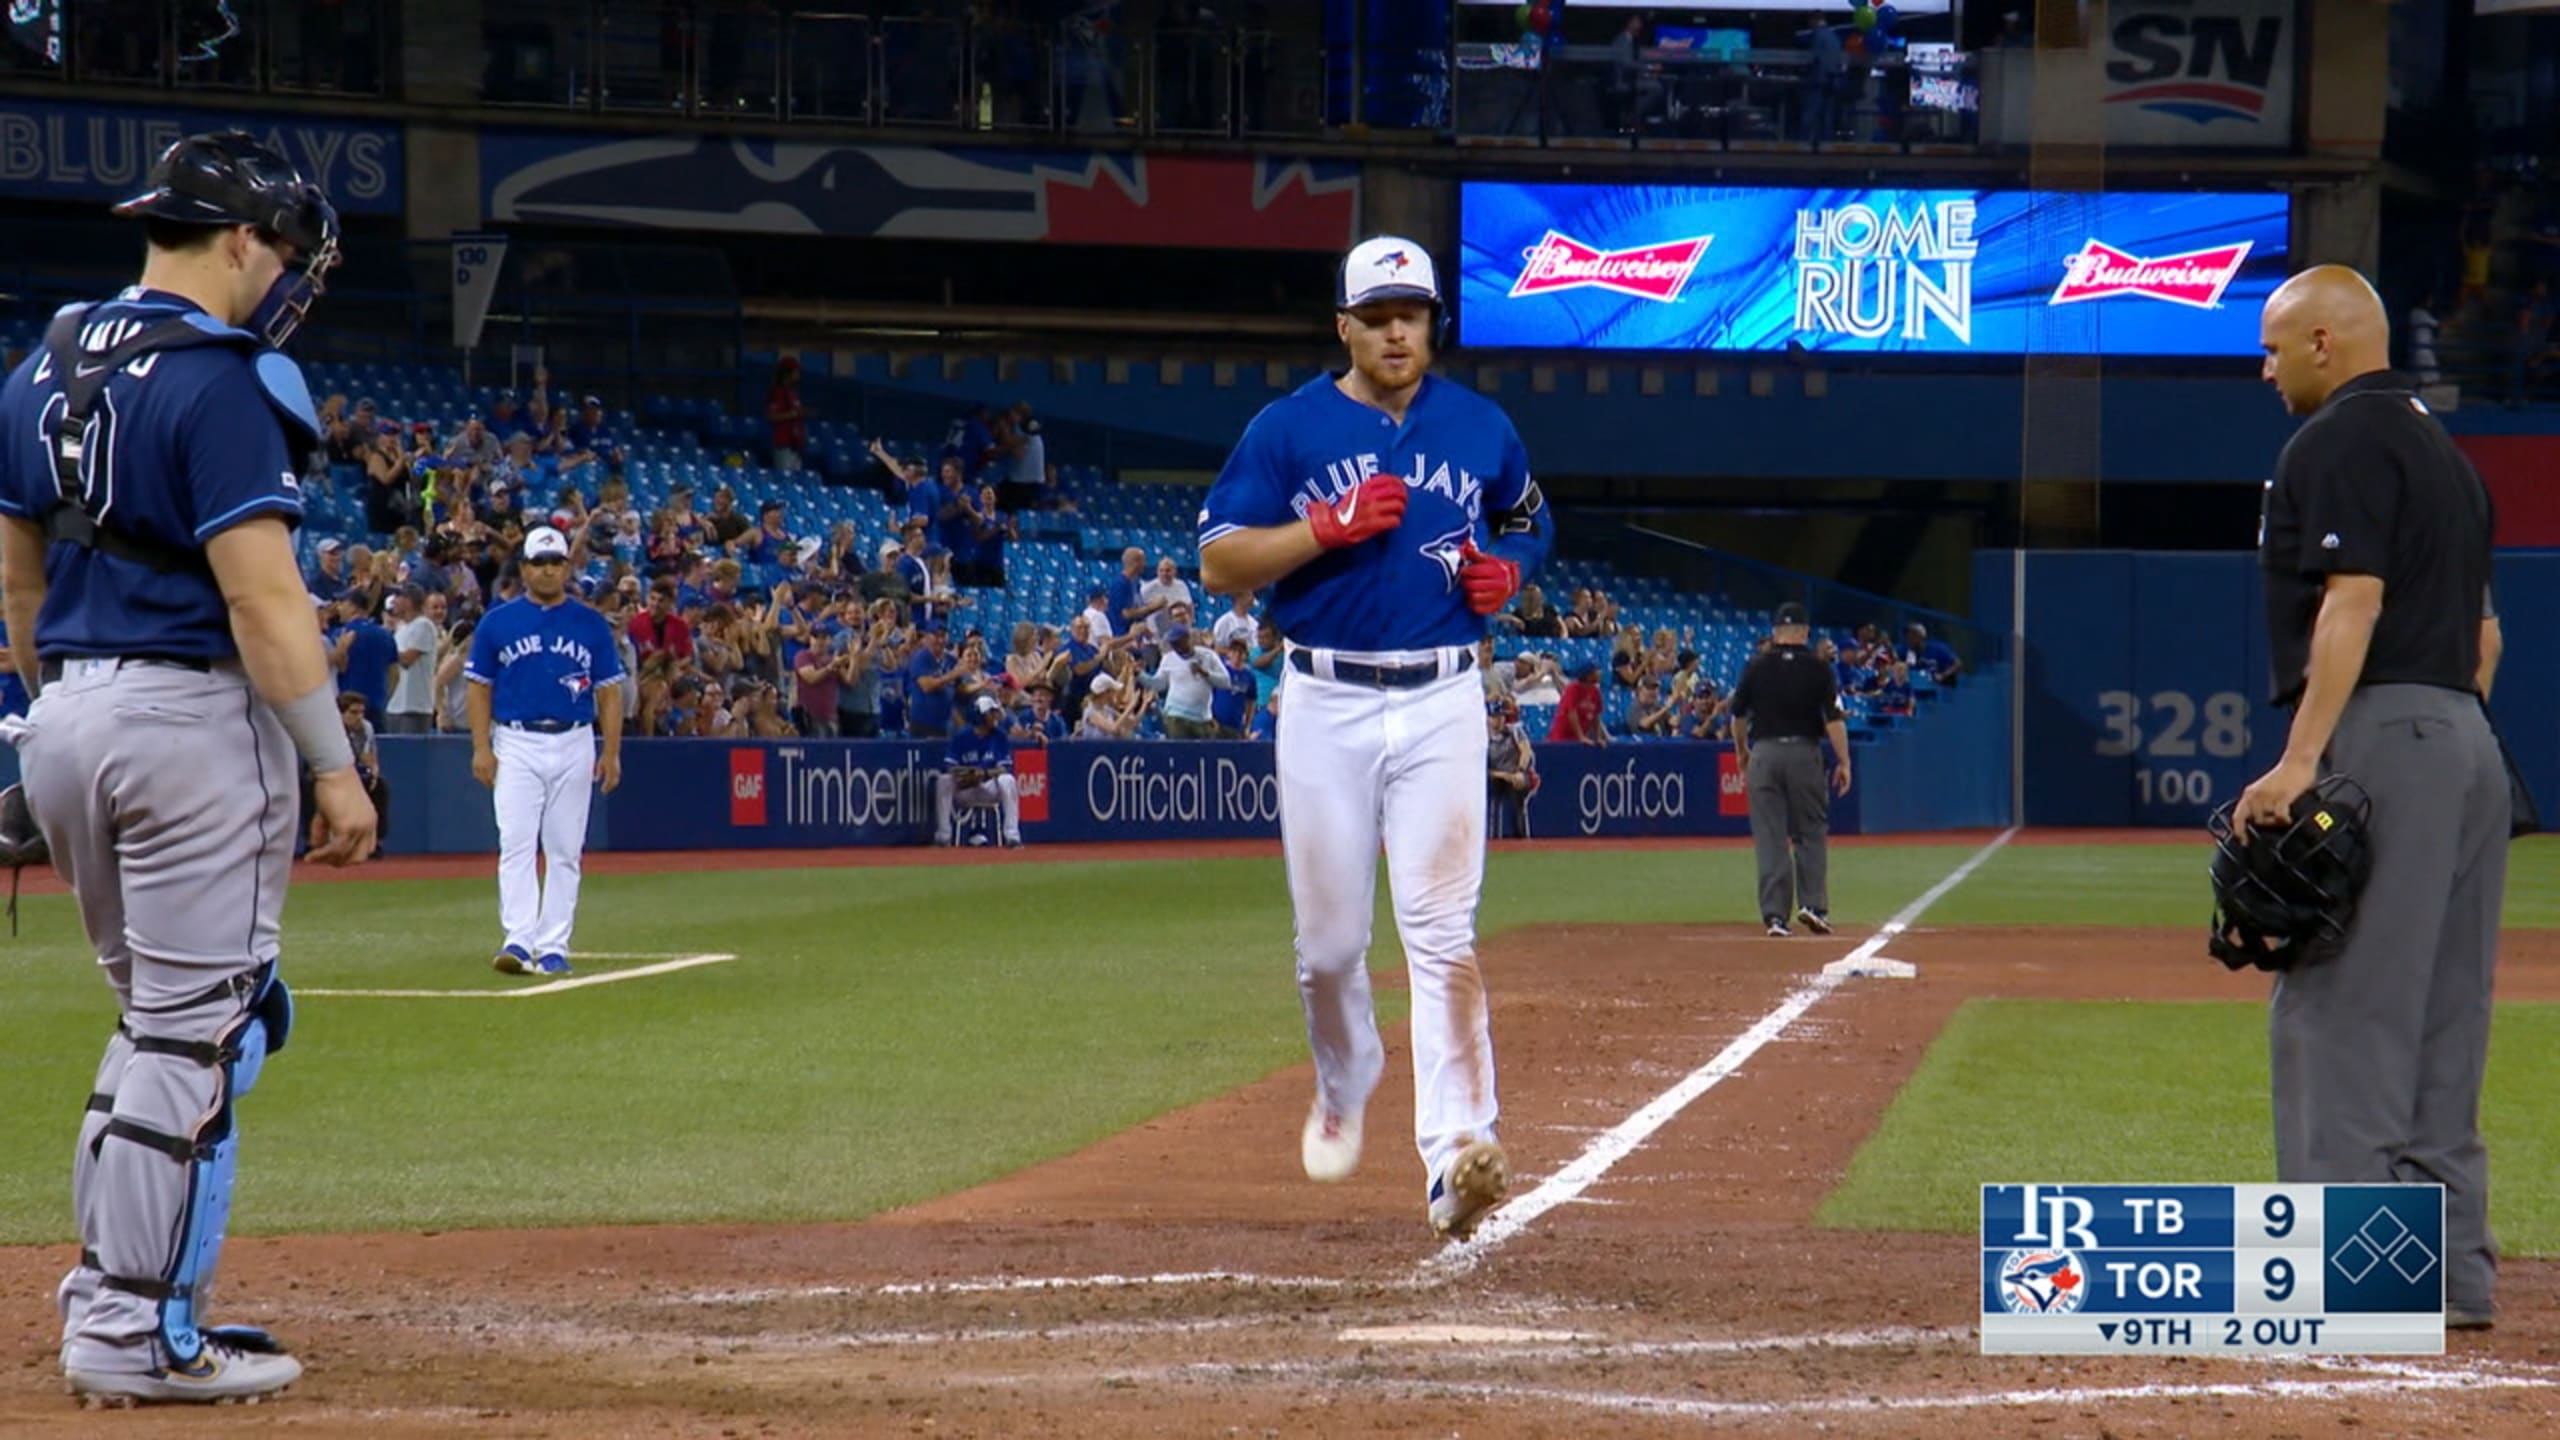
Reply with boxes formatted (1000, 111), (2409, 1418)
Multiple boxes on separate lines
(70, 964), (292, 1369)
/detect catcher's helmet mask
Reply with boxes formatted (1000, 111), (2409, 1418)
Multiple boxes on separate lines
(2205, 774), (2376, 973)
(110, 130), (341, 349)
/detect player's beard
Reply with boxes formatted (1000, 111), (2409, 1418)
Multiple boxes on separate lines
(1350, 341), (1427, 405)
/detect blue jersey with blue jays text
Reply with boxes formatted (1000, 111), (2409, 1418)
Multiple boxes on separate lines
(0, 290), (314, 659)
(465, 595), (625, 726)
(1200, 375), (1548, 652)
(948, 724), (1012, 774)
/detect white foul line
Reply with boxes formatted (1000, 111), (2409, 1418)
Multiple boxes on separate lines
(1427, 828), (2017, 1274)
(298, 952), (738, 999)
(1404, 1369), (2558, 1421)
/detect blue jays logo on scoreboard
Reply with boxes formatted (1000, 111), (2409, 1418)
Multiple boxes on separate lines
(1981, 1183), (2446, 1356)
(1995, 1250), (2087, 1315)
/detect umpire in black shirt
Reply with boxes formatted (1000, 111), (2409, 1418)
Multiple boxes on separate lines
(2237, 265), (2509, 1329)
(1730, 602), (1852, 937)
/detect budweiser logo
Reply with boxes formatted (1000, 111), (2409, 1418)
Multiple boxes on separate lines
(1508, 230), (1712, 303)
(2049, 239), (2254, 309)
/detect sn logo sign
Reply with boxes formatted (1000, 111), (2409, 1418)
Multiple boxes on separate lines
(2106, 6), (2284, 125)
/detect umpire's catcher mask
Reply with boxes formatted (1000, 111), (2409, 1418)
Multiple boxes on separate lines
(2206, 775), (2374, 973)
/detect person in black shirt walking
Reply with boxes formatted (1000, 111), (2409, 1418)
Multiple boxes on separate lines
(2238, 265), (2509, 1329)
(1729, 602), (1852, 937)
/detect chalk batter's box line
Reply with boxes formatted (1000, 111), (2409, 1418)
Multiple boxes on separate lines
(297, 952), (739, 998)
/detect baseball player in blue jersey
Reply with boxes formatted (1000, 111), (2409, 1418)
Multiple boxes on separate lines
(0, 131), (367, 1406)
(937, 695), (1023, 846)
(1199, 235), (1551, 1241)
(467, 526), (626, 977)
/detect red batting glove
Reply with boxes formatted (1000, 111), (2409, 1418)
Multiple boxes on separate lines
(1458, 541), (1520, 616)
(1306, 474), (1410, 550)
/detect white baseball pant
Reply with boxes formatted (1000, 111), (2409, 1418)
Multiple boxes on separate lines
(936, 772), (1021, 843)
(1277, 647), (1494, 1182)
(493, 725), (595, 959)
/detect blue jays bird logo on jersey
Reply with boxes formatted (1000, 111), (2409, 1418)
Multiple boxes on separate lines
(561, 672), (592, 699)
(1420, 526), (1472, 592)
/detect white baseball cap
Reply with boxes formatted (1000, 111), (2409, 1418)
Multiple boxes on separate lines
(1338, 235), (1440, 311)
(523, 526), (570, 560)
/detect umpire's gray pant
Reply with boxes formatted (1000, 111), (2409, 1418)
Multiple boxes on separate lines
(1747, 738), (1829, 923)
(2270, 683), (2509, 1316)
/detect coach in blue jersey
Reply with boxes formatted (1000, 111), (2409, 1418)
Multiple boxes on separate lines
(936, 694), (1023, 846)
(467, 526), (626, 978)
(0, 130), (367, 1406)
(1198, 235), (1551, 1243)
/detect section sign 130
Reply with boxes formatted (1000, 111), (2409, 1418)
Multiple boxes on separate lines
(1457, 183), (2288, 357)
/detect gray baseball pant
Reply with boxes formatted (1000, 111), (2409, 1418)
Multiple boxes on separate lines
(2270, 683), (2509, 1316)
(17, 658), (296, 1369)
(1748, 738), (1830, 923)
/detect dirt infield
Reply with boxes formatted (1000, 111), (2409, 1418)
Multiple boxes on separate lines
(7, 902), (2559, 1433)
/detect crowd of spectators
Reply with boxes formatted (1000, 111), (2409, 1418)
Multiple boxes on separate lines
(289, 380), (1290, 752)
(1483, 587), (1962, 755)
(269, 386), (1960, 787)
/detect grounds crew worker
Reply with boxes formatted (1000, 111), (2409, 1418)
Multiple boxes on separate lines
(2237, 264), (2508, 1329)
(1729, 601), (1851, 937)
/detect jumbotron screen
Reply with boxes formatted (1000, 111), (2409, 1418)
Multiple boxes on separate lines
(1456, 182), (2291, 356)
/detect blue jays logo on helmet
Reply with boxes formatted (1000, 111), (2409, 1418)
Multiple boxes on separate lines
(1339, 234), (1442, 310)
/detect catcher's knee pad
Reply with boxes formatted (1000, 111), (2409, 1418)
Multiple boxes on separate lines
(89, 963), (291, 1363)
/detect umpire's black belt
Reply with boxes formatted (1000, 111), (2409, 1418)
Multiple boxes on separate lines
(499, 719), (582, 734)
(1289, 648), (1475, 690)
(37, 654), (216, 685)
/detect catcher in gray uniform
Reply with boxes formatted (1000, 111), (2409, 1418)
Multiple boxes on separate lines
(0, 132), (374, 1407)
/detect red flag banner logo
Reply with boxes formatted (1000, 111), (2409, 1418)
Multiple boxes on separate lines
(2049, 239), (2254, 309)
(1509, 230), (1713, 303)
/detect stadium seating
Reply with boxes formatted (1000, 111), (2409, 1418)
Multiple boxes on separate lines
(68, 346), (1964, 745)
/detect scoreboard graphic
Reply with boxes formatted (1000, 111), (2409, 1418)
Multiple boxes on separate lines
(1980, 1184), (2446, 1355)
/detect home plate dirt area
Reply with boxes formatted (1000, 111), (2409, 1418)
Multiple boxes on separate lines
(7, 926), (2560, 1438)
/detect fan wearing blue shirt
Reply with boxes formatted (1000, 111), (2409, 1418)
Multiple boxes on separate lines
(325, 593), (400, 727)
(904, 464), (946, 533)
(1008, 684), (1068, 747)
(566, 395), (620, 474)
(936, 694), (1022, 847)
(1902, 622), (1963, 684)
(1210, 636), (1254, 736)
(902, 626), (959, 737)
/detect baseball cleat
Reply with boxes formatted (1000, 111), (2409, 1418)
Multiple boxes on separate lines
(1765, 919), (1791, 938)
(2448, 1308), (2495, 1330)
(532, 953), (573, 977)
(1796, 909), (1833, 936)
(493, 945), (535, 975)
(67, 1338), (302, 1406)
(1428, 1137), (1510, 1241)
(1301, 1101), (1364, 1183)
